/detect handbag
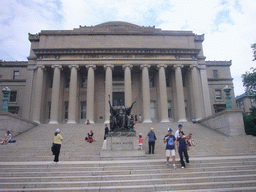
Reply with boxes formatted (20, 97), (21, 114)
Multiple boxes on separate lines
(51, 143), (55, 155)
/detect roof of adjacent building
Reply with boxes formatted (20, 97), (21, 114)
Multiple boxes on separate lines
(1, 61), (28, 67)
(236, 91), (256, 100)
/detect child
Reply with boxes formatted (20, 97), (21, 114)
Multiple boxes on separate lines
(138, 133), (143, 150)
(164, 128), (176, 169)
(177, 131), (189, 168)
(186, 133), (195, 146)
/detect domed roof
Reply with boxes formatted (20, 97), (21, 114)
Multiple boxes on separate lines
(95, 21), (140, 28)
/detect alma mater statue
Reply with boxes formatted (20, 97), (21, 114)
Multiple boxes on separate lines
(108, 96), (136, 132)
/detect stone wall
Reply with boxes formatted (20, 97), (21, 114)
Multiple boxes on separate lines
(199, 109), (245, 136)
(0, 112), (38, 138)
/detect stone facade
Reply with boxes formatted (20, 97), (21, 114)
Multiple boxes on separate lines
(236, 91), (256, 115)
(0, 21), (236, 124)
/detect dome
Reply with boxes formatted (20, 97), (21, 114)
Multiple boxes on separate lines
(94, 21), (140, 28)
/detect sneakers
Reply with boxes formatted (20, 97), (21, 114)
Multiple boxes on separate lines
(173, 165), (176, 169)
(181, 166), (185, 169)
(166, 161), (169, 166)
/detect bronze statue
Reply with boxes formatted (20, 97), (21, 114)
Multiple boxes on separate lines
(108, 95), (136, 132)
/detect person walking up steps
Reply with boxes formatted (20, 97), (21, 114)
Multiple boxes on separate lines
(177, 131), (189, 168)
(145, 127), (156, 154)
(164, 128), (176, 169)
(53, 129), (63, 163)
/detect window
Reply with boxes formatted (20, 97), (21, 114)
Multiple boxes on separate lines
(168, 101), (172, 118)
(13, 71), (19, 79)
(64, 101), (68, 119)
(81, 75), (87, 88)
(113, 73), (124, 81)
(149, 78), (155, 88)
(9, 91), (17, 102)
(150, 101), (156, 119)
(81, 101), (86, 119)
(213, 70), (218, 79)
(239, 100), (244, 109)
(251, 98), (256, 107)
(215, 90), (222, 99)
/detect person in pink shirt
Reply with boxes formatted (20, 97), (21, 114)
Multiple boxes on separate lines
(138, 133), (143, 150)
(186, 133), (195, 146)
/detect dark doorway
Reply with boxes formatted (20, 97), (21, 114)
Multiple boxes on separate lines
(113, 92), (124, 106)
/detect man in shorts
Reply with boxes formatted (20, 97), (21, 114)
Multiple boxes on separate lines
(164, 128), (176, 169)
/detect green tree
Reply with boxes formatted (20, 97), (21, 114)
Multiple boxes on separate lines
(252, 43), (256, 61)
(242, 67), (256, 93)
(244, 107), (256, 136)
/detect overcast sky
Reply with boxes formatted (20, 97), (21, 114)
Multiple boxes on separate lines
(1, 0), (256, 96)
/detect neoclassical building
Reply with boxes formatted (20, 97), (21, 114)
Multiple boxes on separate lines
(0, 21), (236, 124)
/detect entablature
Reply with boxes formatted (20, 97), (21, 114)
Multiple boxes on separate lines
(32, 48), (201, 60)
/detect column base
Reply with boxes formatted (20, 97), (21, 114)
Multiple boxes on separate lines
(33, 120), (41, 124)
(143, 119), (152, 123)
(49, 121), (59, 124)
(85, 121), (95, 124)
(67, 120), (77, 124)
(160, 119), (170, 123)
(178, 119), (188, 123)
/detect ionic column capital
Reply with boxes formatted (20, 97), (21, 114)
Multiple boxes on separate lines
(190, 65), (198, 69)
(198, 65), (207, 70)
(122, 64), (133, 70)
(157, 64), (167, 70)
(140, 64), (151, 70)
(104, 64), (114, 70)
(86, 65), (97, 70)
(68, 64), (79, 69)
(35, 65), (45, 70)
(173, 64), (184, 69)
(51, 65), (62, 69)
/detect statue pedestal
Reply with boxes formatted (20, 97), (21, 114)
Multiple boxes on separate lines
(100, 132), (145, 158)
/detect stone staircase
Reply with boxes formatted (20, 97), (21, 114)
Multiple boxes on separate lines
(0, 156), (256, 191)
(0, 122), (256, 191)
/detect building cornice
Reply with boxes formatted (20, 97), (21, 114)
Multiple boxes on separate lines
(32, 48), (201, 59)
(208, 78), (233, 81)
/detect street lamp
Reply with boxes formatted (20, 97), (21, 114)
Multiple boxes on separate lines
(223, 85), (232, 109)
(2, 87), (11, 112)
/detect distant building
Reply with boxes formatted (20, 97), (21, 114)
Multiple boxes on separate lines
(0, 21), (236, 124)
(236, 91), (256, 115)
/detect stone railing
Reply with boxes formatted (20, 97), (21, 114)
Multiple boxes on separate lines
(0, 112), (38, 138)
(198, 109), (245, 136)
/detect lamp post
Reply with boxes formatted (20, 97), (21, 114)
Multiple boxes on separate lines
(2, 87), (10, 112)
(223, 85), (232, 109)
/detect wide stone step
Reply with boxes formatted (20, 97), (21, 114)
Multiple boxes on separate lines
(0, 181), (256, 192)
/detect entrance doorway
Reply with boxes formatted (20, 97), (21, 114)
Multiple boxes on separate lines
(113, 92), (124, 106)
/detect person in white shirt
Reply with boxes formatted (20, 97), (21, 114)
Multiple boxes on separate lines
(1, 131), (11, 145)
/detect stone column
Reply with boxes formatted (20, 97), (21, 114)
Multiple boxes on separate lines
(86, 65), (96, 124)
(32, 65), (45, 124)
(123, 64), (133, 107)
(174, 65), (187, 123)
(104, 65), (114, 124)
(157, 64), (170, 123)
(191, 65), (203, 121)
(140, 64), (152, 123)
(67, 65), (79, 124)
(49, 65), (62, 124)
(199, 66), (212, 117)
